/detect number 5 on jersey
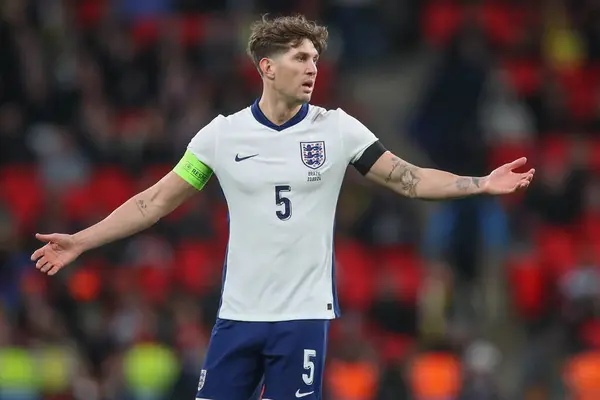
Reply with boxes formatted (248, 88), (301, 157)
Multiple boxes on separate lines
(303, 349), (316, 385)
(275, 185), (292, 220)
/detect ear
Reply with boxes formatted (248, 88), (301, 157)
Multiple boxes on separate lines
(259, 57), (276, 80)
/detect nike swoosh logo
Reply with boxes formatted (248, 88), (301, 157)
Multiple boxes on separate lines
(235, 154), (258, 162)
(295, 390), (314, 398)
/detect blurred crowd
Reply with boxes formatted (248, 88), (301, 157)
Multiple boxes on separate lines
(2, 0), (600, 399)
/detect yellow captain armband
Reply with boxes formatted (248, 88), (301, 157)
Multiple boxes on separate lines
(173, 150), (213, 190)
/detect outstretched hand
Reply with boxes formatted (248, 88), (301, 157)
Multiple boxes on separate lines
(31, 233), (82, 275)
(483, 157), (535, 195)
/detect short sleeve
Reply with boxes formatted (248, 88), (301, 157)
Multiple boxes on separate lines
(338, 108), (379, 164)
(187, 115), (225, 170)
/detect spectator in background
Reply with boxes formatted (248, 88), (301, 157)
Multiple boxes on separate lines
(412, 22), (511, 326)
(522, 145), (587, 228)
(480, 67), (535, 146)
(368, 269), (418, 338)
(0, 102), (33, 165)
(559, 244), (600, 352)
(28, 125), (92, 192)
(459, 340), (503, 400)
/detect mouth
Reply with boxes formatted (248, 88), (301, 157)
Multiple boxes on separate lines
(301, 81), (314, 91)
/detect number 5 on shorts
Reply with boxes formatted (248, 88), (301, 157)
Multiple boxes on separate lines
(303, 349), (316, 385)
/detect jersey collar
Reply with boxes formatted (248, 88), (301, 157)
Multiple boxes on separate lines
(251, 98), (309, 131)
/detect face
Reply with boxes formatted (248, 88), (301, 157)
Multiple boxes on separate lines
(264, 39), (318, 104)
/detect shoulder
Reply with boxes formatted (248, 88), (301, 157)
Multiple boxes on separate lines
(306, 105), (349, 125)
(221, 107), (252, 127)
(194, 107), (251, 138)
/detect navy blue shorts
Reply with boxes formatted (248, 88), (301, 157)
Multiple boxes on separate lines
(195, 318), (330, 400)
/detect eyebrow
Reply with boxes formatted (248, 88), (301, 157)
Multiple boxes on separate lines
(294, 51), (319, 58)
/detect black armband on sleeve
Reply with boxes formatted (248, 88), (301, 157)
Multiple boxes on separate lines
(352, 140), (387, 175)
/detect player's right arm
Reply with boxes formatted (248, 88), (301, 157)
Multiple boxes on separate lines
(31, 116), (223, 275)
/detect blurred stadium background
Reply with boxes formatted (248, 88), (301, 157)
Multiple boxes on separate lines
(2, 0), (600, 399)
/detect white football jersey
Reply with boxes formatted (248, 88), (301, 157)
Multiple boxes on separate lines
(186, 100), (378, 321)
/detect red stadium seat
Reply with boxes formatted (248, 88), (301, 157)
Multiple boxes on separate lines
(60, 183), (96, 223)
(507, 254), (546, 320)
(536, 227), (577, 279)
(91, 167), (135, 214)
(587, 139), (600, 175)
(173, 240), (218, 295)
(540, 135), (571, 167)
(179, 14), (208, 47)
(335, 239), (376, 311)
(0, 164), (45, 233)
(501, 57), (543, 97)
(378, 334), (414, 364)
(131, 18), (161, 49)
(378, 247), (423, 305)
(76, 0), (106, 29)
(480, 1), (526, 49)
(138, 266), (172, 304)
(556, 66), (599, 122)
(580, 319), (600, 349)
(580, 212), (600, 262)
(422, 1), (463, 48)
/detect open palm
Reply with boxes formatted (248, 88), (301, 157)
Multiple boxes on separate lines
(484, 157), (535, 195)
(31, 233), (82, 275)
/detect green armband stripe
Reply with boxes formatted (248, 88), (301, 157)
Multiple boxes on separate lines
(173, 150), (213, 190)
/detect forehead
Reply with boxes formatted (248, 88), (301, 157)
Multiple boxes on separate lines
(284, 39), (318, 57)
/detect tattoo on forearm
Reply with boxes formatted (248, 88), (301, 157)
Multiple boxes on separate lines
(136, 199), (148, 216)
(385, 159), (402, 183)
(386, 157), (421, 198)
(456, 177), (481, 192)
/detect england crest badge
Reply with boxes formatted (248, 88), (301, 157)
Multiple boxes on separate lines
(197, 369), (207, 391)
(300, 141), (326, 169)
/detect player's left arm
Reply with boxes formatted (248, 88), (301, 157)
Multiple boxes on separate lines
(364, 150), (535, 200)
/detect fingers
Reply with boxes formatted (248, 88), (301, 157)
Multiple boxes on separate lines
(35, 233), (58, 243)
(507, 157), (528, 170)
(48, 265), (62, 276)
(517, 175), (533, 190)
(35, 256), (47, 269)
(521, 168), (535, 181)
(36, 259), (62, 275)
(33, 251), (63, 275)
(31, 247), (45, 261)
(36, 257), (53, 273)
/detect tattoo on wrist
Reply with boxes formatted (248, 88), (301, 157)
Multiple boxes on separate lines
(456, 177), (481, 191)
(386, 157), (421, 198)
(136, 200), (148, 216)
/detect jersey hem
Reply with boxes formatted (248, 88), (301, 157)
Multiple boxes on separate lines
(217, 312), (338, 322)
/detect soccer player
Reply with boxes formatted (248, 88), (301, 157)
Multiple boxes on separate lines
(31, 15), (534, 400)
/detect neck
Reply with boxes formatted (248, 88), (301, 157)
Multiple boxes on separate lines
(258, 90), (303, 126)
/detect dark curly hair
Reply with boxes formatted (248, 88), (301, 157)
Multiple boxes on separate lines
(247, 14), (328, 75)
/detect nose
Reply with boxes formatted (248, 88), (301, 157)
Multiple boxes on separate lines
(307, 61), (317, 75)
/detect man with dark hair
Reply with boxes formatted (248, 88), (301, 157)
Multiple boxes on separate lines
(31, 15), (534, 399)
